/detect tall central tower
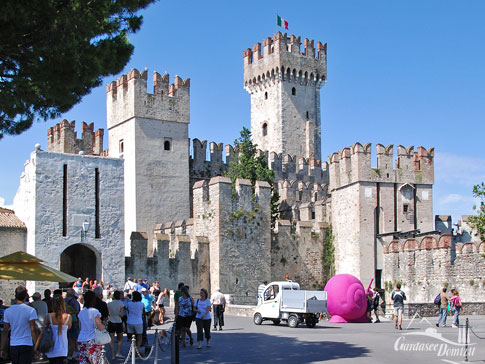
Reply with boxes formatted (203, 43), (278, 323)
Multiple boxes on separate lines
(243, 33), (326, 159)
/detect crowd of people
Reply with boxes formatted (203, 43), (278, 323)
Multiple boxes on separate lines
(0, 278), (226, 364)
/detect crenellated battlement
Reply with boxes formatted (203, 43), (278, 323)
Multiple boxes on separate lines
(126, 231), (209, 295)
(329, 142), (434, 190)
(47, 119), (104, 155)
(382, 233), (485, 303)
(189, 138), (329, 185)
(107, 68), (190, 129)
(276, 180), (328, 203)
(243, 32), (326, 90)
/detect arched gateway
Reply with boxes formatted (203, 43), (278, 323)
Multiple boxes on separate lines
(60, 244), (99, 286)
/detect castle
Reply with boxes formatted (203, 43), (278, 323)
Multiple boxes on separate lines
(7, 32), (484, 305)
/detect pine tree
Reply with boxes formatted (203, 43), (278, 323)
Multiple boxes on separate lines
(0, 0), (155, 139)
(225, 127), (280, 227)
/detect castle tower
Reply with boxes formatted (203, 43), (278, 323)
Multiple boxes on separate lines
(329, 143), (434, 286)
(244, 33), (327, 159)
(107, 69), (191, 253)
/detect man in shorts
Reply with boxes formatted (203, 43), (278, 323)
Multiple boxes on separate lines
(391, 283), (406, 330)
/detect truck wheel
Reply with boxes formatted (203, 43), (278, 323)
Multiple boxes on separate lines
(288, 315), (298, 328)
(253, 313), (263, 325)
(272, 319), (280, 325)
(306, 315), (317, 328)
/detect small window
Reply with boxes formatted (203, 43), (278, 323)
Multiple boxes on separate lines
(314, 192), (318, 201)
(119, 139), (124, 153)
(311, 210), (315, 220)
(292, 87), (296, 96)
(264, 91), (268, 100)
(298, 191), (303, 201)
(306, 111), (309, 119)
(164, 140), (171, 151)
(403, 204), (409, 213)
(262, 123), (268, 136)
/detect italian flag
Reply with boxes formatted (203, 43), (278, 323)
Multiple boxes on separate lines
(277, 15), (288, 29)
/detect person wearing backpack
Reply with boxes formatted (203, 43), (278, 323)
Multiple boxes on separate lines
(436, 287), (449, 327)
(391, 283), (406, 330)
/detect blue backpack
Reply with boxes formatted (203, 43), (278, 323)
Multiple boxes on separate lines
(434, 293), (441, 305)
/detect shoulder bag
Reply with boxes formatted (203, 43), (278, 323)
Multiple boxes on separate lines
(93, 310), (111, 345)
(38, 314), (54, 353)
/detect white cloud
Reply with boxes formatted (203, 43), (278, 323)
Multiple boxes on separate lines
(434, 152), (485, 187)
(434, 193), (479, 223)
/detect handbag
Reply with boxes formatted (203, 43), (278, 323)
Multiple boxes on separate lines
(93, 310), (111, 345)
(38, 315), (54, 353)
(95, 327), (111, 345)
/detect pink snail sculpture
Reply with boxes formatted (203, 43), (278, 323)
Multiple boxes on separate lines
(324, 274), (369, 323)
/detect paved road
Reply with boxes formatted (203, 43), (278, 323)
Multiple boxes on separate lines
(112, 310), (485, 364)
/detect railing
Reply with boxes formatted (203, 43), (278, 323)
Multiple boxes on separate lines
(100, 323), (180, 363)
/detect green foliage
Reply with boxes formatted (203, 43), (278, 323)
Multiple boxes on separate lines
(0, 0), (156, 139)
(469, 279), (475, 286)
(322, 226), (335, 287)
(468, 182), (485, 242)
(225, 127), (280, 227)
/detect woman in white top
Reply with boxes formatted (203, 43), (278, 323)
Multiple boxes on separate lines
(125, 291), (144, 348)
(156, 288), (170, 325)
(77, 290), (105, 364)
(194, 288), (212, 349)
(36, 295), (72, 364)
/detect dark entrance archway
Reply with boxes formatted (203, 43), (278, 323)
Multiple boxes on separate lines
(60, 244), (97, 288)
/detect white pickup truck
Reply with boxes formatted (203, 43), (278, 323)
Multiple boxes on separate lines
(253, 281), (327, 328)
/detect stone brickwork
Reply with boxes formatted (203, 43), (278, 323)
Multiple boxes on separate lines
(48, 120), (104, 155)
(407, 302), (485, 317)
(13, 149), (125, 293)
(107, 68), (191, 254)
(272, 220), (329, 289)
(244, 32), (326, 159)
(383, 234), (485, 304)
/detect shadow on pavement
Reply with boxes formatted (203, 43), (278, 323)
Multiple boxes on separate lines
(178, 331), (369, 364)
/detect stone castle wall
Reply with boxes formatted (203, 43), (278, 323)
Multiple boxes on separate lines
(383, 234), (485, 303)
(330, 142), (435, 285)
(272, 220), (329, 289)
(128, 177), (332, 303)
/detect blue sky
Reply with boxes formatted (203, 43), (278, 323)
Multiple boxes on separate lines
(1, 0), (484, 224)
